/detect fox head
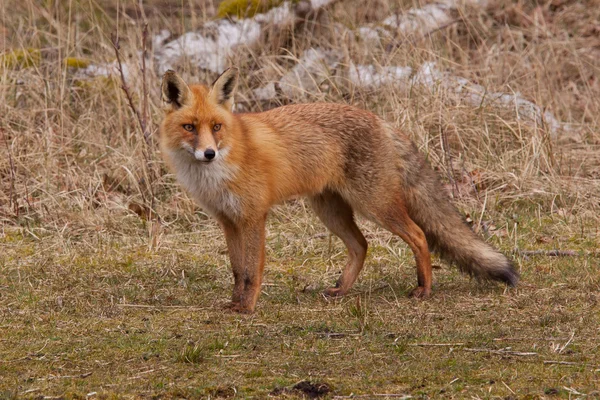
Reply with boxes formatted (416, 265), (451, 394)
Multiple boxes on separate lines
(159, 68), (238, 163)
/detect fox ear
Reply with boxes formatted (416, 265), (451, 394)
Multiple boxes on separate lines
(161, 70), (190, 109)
(209, 68), (238, 110)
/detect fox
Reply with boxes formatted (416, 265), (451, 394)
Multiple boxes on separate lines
(158, 68), (518, 313)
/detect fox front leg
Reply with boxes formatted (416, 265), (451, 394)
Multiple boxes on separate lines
(230, 216), (267, 314)
(219, 218), (245, 309)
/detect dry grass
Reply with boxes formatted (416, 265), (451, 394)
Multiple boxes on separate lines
(1, 0), (599, 398)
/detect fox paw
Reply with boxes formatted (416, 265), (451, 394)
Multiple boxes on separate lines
(408, 286), (431, 298)
(222, 301), (240, 310)
(323, 287), (348, 297)
(225, 302), (255, 314)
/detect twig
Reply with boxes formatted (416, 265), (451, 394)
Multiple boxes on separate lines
(462, 348), (537, 356)
(493, 337), (571, 342)
(128, 366), (167, 380)
(408, 343), (465, 347)
(110, 35), (145, 139)
(514, 250), (600, 257)
(2, 128), (18, 216)
(38, 371), (92, 381)
(111, 34), (149, 205)
(544, 360), (600, 368)
(424, 19), (460, 39)
(111, 23), (160, 244)
(558, 332), (575, 354)
(440, 121), (459, 198)
(502, 381), (516, 395)
(116, 303), (210, 310)
(141, 23), (150, 144)
(311, 232), (330, 239)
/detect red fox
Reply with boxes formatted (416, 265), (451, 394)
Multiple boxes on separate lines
(159, 68), (518, 313)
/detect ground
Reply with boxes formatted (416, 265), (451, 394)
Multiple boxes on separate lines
(1, 204), (599, 398)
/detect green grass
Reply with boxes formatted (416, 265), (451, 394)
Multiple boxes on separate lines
(1, 206), (599, 399)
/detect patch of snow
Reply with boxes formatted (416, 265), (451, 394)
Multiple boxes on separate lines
(256, 54), (572, 138)
(349, 63), (412, 88)
(362, 0), (489, 42)
(356, 26), (393, 46)
(254, 2), (293, 25)
(77, 61), (130, 80)
(253, 82), (278, 101)
(156, 19), (261, 74)
(155, 0), (338, 74)
(310, 0), (336, 9)
(82, 0), (338, 81)
(357, 26), (381, 42)
(383, 3), (453, 34)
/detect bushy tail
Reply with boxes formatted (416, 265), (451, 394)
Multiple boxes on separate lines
(402, 151), (518, 286)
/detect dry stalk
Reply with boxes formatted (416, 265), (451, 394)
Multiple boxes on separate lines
(543, 360), (600, 368)
(439, 120), (459, 198)
(1, 127), (18, 217)
(111, 22), (160, 247)
(515, 250), (600, 257)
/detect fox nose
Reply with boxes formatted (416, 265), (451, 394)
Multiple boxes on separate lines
(204, 148), (216, 160)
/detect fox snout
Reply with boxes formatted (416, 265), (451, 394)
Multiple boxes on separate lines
(194, 147), (217, 162)
(182, 142), (219, 162)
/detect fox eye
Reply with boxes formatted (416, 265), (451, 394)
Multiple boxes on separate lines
(213, 124), (221, 132)
(183, 124), (195, 132)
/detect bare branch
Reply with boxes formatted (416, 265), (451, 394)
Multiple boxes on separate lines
(110, 35), (145, 141)
(1, 127), (18, 217)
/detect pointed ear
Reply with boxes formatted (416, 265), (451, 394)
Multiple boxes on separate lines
(209, 68), (238, 110)
(161, 70), (191, 109)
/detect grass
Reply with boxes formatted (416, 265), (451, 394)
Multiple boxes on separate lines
(1, 0), (600, 398)
(1, 206), (599, 398)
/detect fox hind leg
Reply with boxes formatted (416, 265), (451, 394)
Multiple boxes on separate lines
(375, 200), (433, 298)
(309, 190), (368, 297)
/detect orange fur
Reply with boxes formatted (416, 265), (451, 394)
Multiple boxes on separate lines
(159, 68), (518, 313)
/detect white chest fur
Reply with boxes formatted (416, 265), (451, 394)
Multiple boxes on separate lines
(167, 149), (241, 218)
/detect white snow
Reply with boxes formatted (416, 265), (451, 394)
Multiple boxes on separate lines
(254, 2), (293, 25)
(349, 63), (412, 88)
(155, 19), (261, 74)
(310, 0), (336, 9)
(77, 61), (130, 81)
(382, 3), (454, 35)
(154, 0), (332, 74)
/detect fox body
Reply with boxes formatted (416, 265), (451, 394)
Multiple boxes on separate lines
(159, 68), (518, 313)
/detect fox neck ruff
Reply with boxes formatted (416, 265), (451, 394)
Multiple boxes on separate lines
(166, 147), (242, 219)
